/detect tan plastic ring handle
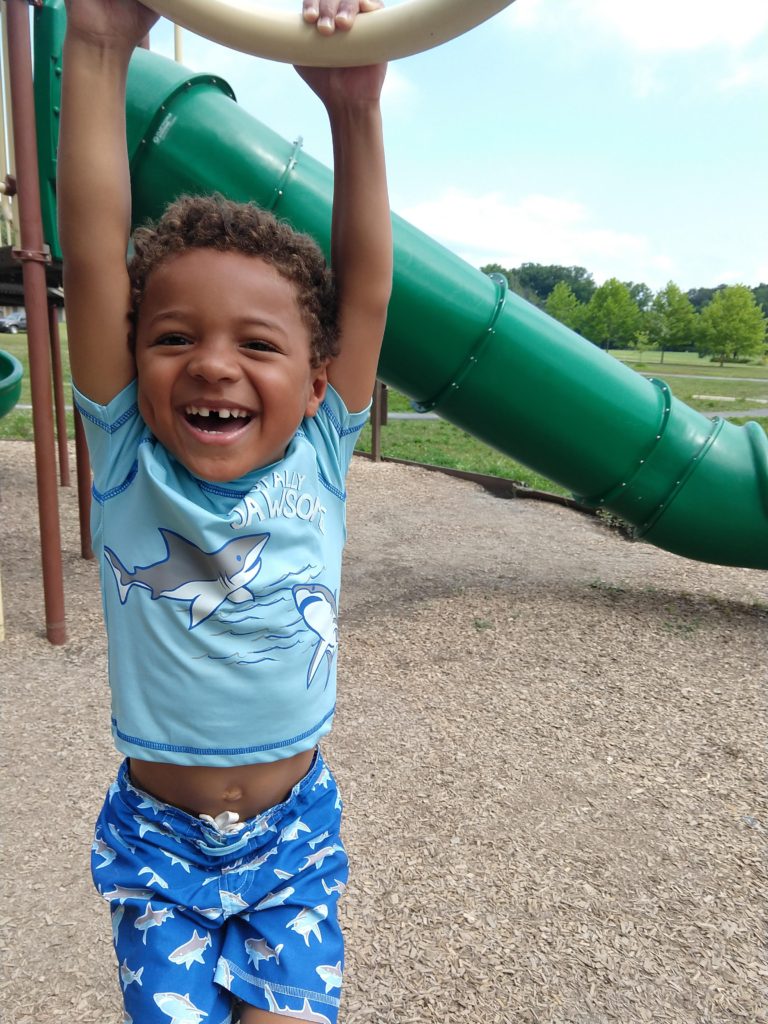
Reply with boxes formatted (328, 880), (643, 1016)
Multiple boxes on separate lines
(142, 0), (516, 67)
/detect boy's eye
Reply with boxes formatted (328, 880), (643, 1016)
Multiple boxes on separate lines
(154, 333), (190, 347)
(243, 340), (276, 353)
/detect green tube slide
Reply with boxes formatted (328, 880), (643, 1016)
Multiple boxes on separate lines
(0, 350), (23, 421)
(33, 3), (768, 569)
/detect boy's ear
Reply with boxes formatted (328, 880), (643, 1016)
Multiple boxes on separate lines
(304, 362), (329, 418)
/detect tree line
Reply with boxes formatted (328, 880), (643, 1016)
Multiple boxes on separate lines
(481, 263), (768, 365)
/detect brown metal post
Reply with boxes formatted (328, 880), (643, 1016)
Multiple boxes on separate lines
(6, 0), (66, 644)
(73, 404), (93, 560)
(370, 379), (383, 462)
(48, 302), (71, 487)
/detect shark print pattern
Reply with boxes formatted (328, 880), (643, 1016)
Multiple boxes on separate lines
(105, 529), (269, 629)
(93, 836), (117, 868)
(301, 845), (345, 871)
(244, 936), (283, 969)
(153, 991), (209, 1023)
(316, 961), (343, 994)
(95, 754), (347, 1023)
(263, 987), (334, 1024)
(138, 866), (169, 889)
(286, 905), (328, 946)
(134, 903), (175, 944)
(168, 931), (211, 970)
(280, 817), (312, 843)
(120, 959), (144, 989)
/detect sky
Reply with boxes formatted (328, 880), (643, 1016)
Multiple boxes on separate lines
(147, 0), (768, 293)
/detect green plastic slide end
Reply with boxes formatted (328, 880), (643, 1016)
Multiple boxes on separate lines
(0, 350), (23, 420)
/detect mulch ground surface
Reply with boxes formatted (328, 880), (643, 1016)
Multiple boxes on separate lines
(1, 440), (766, 1023)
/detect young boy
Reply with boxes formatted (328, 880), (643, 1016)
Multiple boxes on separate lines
(58, 2), (391, 1022)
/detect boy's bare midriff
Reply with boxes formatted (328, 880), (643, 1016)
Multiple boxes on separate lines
(129, 748), (315, 820)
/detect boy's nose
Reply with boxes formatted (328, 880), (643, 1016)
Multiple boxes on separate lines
(187, 341), (240, 382)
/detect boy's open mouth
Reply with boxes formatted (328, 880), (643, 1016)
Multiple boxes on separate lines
(184, 406), (253, 434)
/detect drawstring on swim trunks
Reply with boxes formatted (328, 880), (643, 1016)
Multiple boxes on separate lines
(198, 809), (246, 834)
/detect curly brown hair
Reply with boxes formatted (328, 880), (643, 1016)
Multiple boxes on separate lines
(128, 194), (338, 366)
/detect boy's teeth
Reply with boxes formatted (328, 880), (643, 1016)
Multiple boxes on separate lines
(186, 406), (249, 419)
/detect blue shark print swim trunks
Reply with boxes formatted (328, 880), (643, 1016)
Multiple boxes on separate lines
(91, 751), (348, 1024)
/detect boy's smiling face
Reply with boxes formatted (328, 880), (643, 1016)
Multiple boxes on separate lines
(134, 248), (327, 483)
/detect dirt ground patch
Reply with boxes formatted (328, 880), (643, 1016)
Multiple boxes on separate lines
(1, 440), (766, 1024)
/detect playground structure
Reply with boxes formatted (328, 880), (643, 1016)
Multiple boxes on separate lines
(3, 0), (767, 646)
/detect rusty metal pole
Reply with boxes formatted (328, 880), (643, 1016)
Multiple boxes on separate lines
(48, 302), (71, 487)
(6, 0), (66, 644)
(73, 404), (93, 560)
(370, 380), (383, 461)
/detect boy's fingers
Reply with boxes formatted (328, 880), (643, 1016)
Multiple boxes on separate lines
(308, 0), (384, 34)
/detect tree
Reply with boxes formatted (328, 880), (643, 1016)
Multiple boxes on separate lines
(545, 281), (583, 331)
(648, 282), (698, 363)
(686, 284), (724, 313)
(696, 285), (767, 365)
(515, 263), (596, 305)
(752, 283), (768, 318)
(625, 281), (654, 313)
(581, 278), (643, 349)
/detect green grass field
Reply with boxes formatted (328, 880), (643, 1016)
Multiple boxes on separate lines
(1, 333), (766, 495)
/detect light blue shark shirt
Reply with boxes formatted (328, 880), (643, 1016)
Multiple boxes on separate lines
(74, 379), (368, 767)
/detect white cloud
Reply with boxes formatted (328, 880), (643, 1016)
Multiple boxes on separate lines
(588, 0), (768, 53)
(718, 56), (768, 91)
(506, 0), (768, 53)
(398, 187), (671, 284)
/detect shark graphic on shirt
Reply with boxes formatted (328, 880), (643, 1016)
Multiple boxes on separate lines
(263, 987), (333, 1024)
(104, 529), (269, 629)
(292, 585), (338, 687)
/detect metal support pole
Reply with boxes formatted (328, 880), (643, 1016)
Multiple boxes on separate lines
(48, 302), (70, 486)
(73, 403), (93, 560)
(174, 24), (183, 63)
(6, 0), (66, 644)
(1, 7), (19, 246)
(370, 379), (384, 461)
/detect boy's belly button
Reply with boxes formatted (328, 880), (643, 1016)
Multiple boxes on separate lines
(222, 786), (243, 802)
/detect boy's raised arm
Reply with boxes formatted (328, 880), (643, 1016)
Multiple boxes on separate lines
(297, 49), (392, 412)
(59, 1), (158, 404)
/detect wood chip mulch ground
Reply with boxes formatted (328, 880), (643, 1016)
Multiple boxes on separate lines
(1, 440), (766, 1023)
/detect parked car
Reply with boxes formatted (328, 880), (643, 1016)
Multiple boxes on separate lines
(0, 311), (27, 334)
